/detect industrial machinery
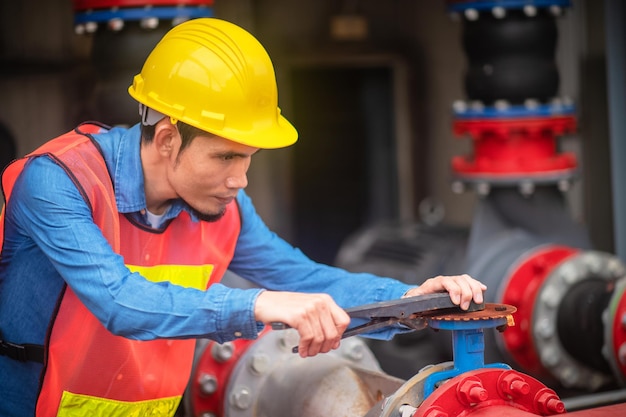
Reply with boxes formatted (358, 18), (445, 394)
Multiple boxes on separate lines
(70, 0), (626, 415)
(182, 293), (626, 417)
(72, 0), (215, 125)
(335, 0), (626, 412)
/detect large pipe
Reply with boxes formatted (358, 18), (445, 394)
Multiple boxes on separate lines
(72, 0), (214, 125)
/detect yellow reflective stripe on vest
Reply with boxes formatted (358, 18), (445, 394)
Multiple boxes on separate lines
(57, 391), (181, 417)
(127, 264), (214, 290)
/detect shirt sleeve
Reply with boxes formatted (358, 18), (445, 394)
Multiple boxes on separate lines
(230, 191), (413, 339)
(10, 156), (263, 343)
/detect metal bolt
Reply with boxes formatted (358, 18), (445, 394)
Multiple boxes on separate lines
(608, 258), (625, 277)
(453, 100), (467, 113)
(107, 18), (124, 31)
(457, 377), (488, 405)
(464, 8), (479, 21)
(519, 181), (535, 198)
(559, 263), (579, 285)
(198, 412), (216, 417)
(140, 17), (159, 30)
(469, 100), (484, 112)
(198, 373), (218, 395)
(539, 285), (559, 309)
(451, 181), (465, 194)
(399, 404), (418, 417)
(551, 97), (564, 109)
(343, 340), (365, 362)
(523, 5), (537, 17)
(476, 182), (490, 197)
(524, 98), (540, 110)
(250, 353), (271, 375)
(499, 372), (530, 398)
(559, 366), (580, 387)
(549, 5), (563, 17)
(540, 345), (560, 367)
(583, 254), (602, 274)
(173, 16), (190, 26)
(494, 99), (510, 111)
(85, 21), (98, 33)
(211, 342), (234, 363)
(535, 389), (565, 414)
(535, 317), (554, 339)
(422, 406), (449, 417)
(492, 6), (506, 19)
(278, 328), (300, 351)
(230, 386), (253, 410)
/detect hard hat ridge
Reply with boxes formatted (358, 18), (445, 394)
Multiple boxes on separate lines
(128, 18), (298, 149)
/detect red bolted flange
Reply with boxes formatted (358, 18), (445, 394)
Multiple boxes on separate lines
(499, 245), (579, 378)
(608, 280), (626, 383)
(451, 116), (577, 179)
(413, 368), (565, 417)
(188, 328), (271, 417)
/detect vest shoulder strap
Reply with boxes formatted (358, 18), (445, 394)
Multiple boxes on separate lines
(0, 123), (113, 364)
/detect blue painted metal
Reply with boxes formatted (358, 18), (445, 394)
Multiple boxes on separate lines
(453, 102), (576, 119)
(74, 6), (213, 24)
(422, 315), (511, 398)
(446, 0), (572, 13)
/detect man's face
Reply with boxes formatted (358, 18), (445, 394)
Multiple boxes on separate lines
(167, 132), (259, 221)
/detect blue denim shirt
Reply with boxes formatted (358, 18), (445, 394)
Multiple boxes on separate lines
(0, 123), (412, 415)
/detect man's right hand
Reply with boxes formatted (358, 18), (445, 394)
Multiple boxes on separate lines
(254, 291), (350, 358)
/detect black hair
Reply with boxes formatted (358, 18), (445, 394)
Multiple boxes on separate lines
(140, 121), (209, 153)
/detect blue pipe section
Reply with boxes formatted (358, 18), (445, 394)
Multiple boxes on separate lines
(422, 315), (511, 398)
(74, 6), (213, 24)
(453, 102), (576, 119)
(447, 0), (571, 13)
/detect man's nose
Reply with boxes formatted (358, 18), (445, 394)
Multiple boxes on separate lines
(226, 171), (248, 189)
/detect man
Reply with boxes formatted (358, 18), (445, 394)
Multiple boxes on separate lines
(0, 18), (486, 416)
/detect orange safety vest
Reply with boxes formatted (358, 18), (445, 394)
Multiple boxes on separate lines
(0, 123), (241, 416)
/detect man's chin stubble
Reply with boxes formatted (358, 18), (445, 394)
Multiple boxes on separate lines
(191, 207), (226, 222)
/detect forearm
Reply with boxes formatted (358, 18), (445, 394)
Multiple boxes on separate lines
(231, 191), (412, 307)
(12, 157), (264, 342)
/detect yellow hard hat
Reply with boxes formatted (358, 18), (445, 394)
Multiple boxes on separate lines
(128, 18), (297, 149)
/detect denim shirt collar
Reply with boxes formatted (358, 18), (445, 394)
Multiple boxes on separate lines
(98, 124), (200, 224)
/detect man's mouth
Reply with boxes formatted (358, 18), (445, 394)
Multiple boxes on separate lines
(214, 195), (235, 205)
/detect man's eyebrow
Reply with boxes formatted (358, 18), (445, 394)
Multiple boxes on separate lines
(215, 149), (259, 158)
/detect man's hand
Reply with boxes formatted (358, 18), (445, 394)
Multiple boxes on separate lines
(254, 291), (350, 358)
(403, 274), (487, 310)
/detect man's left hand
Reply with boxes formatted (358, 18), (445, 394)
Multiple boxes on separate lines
(402, 274), (487, 311)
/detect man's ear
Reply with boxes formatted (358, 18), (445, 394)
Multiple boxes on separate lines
(152, 120), (179, 157)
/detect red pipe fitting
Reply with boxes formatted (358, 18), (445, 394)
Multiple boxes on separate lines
(499, 245), (579, 377)
(422, 406), (449, 417)
(451, 116), (577, 179)
(457, 376), (489, 405)
(607, 280), (626, 383)
(413, 368), (566, 417)
(498, 371), (531, 399)
(188, 328), (271, 416)
(534, 388), (566, 415)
